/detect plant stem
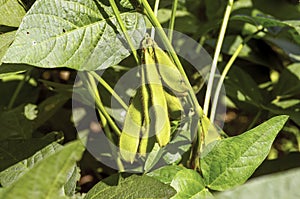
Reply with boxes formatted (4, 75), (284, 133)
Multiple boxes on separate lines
(151, 0), (160, 39)
(193, 122), (203, 170)
(168, 0), (178, 42)
(139, 0), (202, 116)
(86, 74), (124, 171)
(86, 72), (122, 136)
(90, 71), (128, 111)
(203, 0), (234, 117)
(97, 108), (125, 171)
(109, 0), (140, 65)
(139, 0), (207, 171)
(7, 69), (32, 109)
(210, 43), (242, 122)
(210, 29), (263, 122)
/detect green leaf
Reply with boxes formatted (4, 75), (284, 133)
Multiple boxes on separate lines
(0, 140), (62, 186)
(0, 93), (68, 141)
(33, 94), (70, 129)
(231, 14), (287, 30)
(2, 0), (146, 70)
(0, 31), (16, 65)
(0, 140), (85, 199)
(0, 132), (62, 172)
(263, 35), (300, 62)
(200, 115), (289, 191)
(263, 104), (300, 127)
(147, 165), (185, 184)
(170, 169), (211, 199)
(273, 63), (300, 97)
(225, 66), (263, 111)
(204, 0), (227, 21)
(157, 9), (200, 34)
(215, 168), (300, 199)
(84, 174), (176, 199)
(272, 99), (300, 109)
(231, 14), (300, 50)
(0, 105), (35, 140)
(0, 0), (26, 27)
(63, 165), (81, 197)
(251, 0), (300, 20)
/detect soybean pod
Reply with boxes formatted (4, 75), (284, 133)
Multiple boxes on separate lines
(139, 66), (155, 155)
(119, 89), (143, 163)
(152, 42), (189, 96)
(142, 36), (171, 147)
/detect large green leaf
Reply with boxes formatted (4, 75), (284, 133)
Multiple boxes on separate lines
(146, 164), (213, 198)
(84, 174), (176, 199)
(216, 168), (300, 199)
(2, 0), (146, 70)
(0, 140), (85, 199)
(0, 132), (62, 172)
(0, 140), (61, 186)
(200, 115), (289, 191)
(170, 169), (212, 199)
(147, 165), (185, 184)
(0, 0), (26, 27)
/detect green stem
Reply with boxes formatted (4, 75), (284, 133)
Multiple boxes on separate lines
(139, 0), (207, 171)
(168, 0), (178, 42)
(247, 110), (262, 130)
(109, 0), (140, 65)
(193, 122), (203, 170)
(86, 72), (122, 136)
(210, 43), (242, 122)
(7, 69), (32, 109)
(140, 0), (202, 116)
(151, 0), (160, 38)
(210, 29), (263, 122)
(203, 0), (234, 116)
(90, 71), (128, 111)
(86, 75), (124, 171)
(98, 109), (125, 171)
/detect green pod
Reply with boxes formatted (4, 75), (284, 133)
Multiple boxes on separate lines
(139, 67), (155, 155)
(119, 89), (143, 163)
(143, 36), (171, 147)
(153, 44), (189, 96)
(164, 90), (184, 120)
